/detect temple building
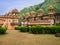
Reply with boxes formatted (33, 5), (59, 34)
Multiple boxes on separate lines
(0, 6), (60, 30)
(0, 9), (19, 30)
(21, 6), (60, 26)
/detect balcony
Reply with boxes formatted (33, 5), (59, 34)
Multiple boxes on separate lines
(11, 22), (18, 25)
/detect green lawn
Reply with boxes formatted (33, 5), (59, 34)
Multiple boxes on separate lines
(0, 30), (60, 45)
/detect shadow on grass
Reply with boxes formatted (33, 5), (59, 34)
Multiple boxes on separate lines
(0, 33), (8, 35)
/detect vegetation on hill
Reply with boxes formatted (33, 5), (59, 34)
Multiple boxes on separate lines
(18, 0), (60, 15)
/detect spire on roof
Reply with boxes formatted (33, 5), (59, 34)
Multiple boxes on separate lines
(38, 9), (43, 13)
(11, 9), (19, 15)
(48, 5), (54, 10)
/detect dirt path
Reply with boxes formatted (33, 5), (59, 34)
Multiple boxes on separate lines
(0, 30), (60, 45)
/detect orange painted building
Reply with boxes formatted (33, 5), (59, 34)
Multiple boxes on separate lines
(0, 6), (60, 29)
(0, 9), (19, 30)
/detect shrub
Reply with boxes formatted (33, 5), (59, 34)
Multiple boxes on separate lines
(0, 27), (7, 34)
(56, 23), (60, 26)
(0, 25), (2, 27)
(37, 27), (43, 34)
(30, 26), (38, 34)
(30, 25), (45, 34)
(15, 25), (60, 34)
(30, 26), (60, 34)
(55, 26), (60, 33)
(15, 26), (21, 30)
(19, 26), (29, 32)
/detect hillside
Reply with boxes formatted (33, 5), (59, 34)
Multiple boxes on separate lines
(40, 0), (60, 14)
(19, 0), (60, 15)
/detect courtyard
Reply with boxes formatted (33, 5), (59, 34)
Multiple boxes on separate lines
(0, 30), (60, 45)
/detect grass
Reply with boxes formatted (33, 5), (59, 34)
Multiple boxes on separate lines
(0, 30), (60, 45)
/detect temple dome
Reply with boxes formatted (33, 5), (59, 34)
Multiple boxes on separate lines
(22, 14), (25, 16)
(25, 13), (30, 16)
(38, 9), (43, 13)
(30, 11), (36, 15)
(11, 9), (18, 14)
(48, 5), (54, 10)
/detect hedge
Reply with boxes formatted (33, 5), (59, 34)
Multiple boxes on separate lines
(20, 26), (29, 32)
(15, 26), (21, 30)
(15, 25), (60, 34)
(15, 26), (29, 32)
(0, 26), (7, 34)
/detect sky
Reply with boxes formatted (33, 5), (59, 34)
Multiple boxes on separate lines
(0, 0), (44, 15)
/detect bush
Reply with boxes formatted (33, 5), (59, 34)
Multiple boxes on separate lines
(0, 25), (2, 27)
(30, 26), (38, 34)
(15, 26), (30, 32)
(0, 27), (7, 34)
(55, 26), (60, 33)
(19, 26), (29, 32)
(30, 26), (60, 34)
(15, 25), (60, 34)
(56, 23), (60, 26)
(15, 26), (21, 30)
